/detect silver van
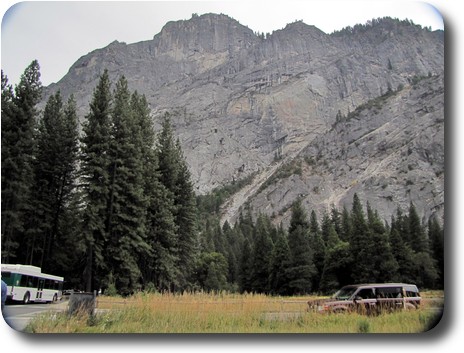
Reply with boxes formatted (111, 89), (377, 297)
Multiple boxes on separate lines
(308, 283), (421, 314)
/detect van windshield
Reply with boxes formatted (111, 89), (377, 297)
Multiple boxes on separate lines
(332, 286), (357, 300)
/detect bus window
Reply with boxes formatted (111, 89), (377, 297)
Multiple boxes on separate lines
(20, 275), (39, 288)
(20, 275), (28, 287)
(1, 271), (12, 286)
(1, 271), (11, 279)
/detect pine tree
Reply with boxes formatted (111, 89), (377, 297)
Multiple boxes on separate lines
(105, 76), (150, 295)
(339, 206), (352, 242)
(366, 203), (398, 282)
(174, 139), (198, 290)
(412, 252), (438, 289)
(1, 71), (19, 262)
(428, 217), (444, 289)
(80, 70), (112, 292)
(157, 113), (180, 194)
(196, 252), (228, 291)
(319, 220), (351, 293)
(269, 228), (292, 295)
(222, 221), (241, 286)
(1, 62), (42, 263)
(330, 205), (342, 238)
(238, 204), (255, 241)
(310, 210), (325, 292)
(250, 214), (274, 293)
(143, 183), (179, 291)
(238, 238), (253, 293)
(213, 219), (227, 254)
(407, 202), (428, 253)
(156, 114), (198, 290)
(129, 92), (178, 291)
(406, 203), (438, 288)
(287, 200), (315, 294)
(25, 92), (79, 272)
(389, 214), (416, 283)
(349, 194), (375, 283)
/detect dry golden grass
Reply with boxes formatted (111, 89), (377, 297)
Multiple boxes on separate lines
(26, 291), (443, 333)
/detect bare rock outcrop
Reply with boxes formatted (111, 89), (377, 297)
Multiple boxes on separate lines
(41, 14), (444, 223)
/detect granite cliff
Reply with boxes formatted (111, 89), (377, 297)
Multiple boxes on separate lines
(42, 13), (444, 224)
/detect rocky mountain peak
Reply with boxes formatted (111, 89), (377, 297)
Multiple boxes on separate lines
(155, 13), (257, 57)
(40, 14), (444, 225)
(281, 20), (327, 37)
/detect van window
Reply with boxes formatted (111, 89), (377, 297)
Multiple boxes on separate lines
(356, 288), (375, 299)
(376, 287), (402, 298)
(332, 286), (357, 300)
(404, 285), (419, 297)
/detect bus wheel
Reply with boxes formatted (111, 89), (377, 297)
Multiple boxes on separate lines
(53, 294), (58, 302)
(23, 292), (30, 304)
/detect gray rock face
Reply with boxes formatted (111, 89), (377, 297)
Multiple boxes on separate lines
(246, 75), (444, 226)
(42, 14), (444, 224)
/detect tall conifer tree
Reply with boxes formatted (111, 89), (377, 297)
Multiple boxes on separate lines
(428, 217), (444, 288)
(269, 228), (292, 295)
(1, 61), (42, 263)
(80, 70), (112, 292)
(105, 76), (150, 294)
(1, 71), (19, 262)
(366, 203), (398, 282)
(349, 194), (374, 283)
(130, 92), (177, 290)
(238, 238), (253, 293)
(25, 91), (79, 272)
(51, 95), (82, 280)
(250, 214), (274, 293)
(287, 200), (315, 294)
(174, 139), (198, 290)
(156, 114), (198, 290)
(406, 203), (438, 288)
(407, 202), (428, 253)
(319, 220), (351, 293)
(310, 210), (325, 292)
(390, 214), (416, 283)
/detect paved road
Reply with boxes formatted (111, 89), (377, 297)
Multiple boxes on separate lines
(2, 301), (67, 332)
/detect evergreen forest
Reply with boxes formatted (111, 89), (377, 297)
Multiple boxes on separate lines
(1, 62), (444, 296)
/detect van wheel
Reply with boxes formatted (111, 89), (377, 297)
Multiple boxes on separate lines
(23, 292), (30, 304)
(405, 303), (416, 310)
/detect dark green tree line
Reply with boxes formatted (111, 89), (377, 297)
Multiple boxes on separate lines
(2, 65), (200, 295)
(2, 62), (444, 296)
(196, 193), (443, 295)
(79, 73), (199, 294)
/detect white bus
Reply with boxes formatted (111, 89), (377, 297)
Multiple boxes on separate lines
(1, 264), (64, 304)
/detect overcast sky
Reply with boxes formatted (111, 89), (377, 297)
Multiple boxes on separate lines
(1, 0), (444, 87)
(2, 1), (464, 352)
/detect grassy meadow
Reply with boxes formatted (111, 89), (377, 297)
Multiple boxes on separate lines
(26, 291), (443, 333)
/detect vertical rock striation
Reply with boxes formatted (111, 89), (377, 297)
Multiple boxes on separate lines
(41, 14), (444, 223)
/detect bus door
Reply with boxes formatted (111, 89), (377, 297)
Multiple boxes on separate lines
(37, 278), (45, 300)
